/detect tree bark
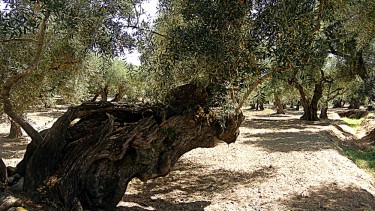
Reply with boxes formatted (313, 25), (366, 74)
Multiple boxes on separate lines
(290, 70), (324, 121)
(91, 93), (100, 102)
(16, 84), (244, 210)
(299, 82), (322, 121)
(249, 103), (256, 110)
(1, 13), (49, 146)
(273, 95), (285, 114)
(259, 103), (264, 111)
(320, 107), (328, 119)
(7, 119), (23, 138)
(349, 98), (360, 109)
(235, 63), (291, 113)
(0, 158), (6, 192)
(296, 101), (300, 111)
(111, 88), (125, 102)
(100, 85), (109, 102)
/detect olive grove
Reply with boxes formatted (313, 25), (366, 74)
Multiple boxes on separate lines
(0, 0), (374, 209)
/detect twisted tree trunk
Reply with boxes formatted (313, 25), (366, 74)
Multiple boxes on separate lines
(12, 84), (244, 210)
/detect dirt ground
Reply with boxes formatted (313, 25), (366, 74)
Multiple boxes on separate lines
(1, 108), (375, 210)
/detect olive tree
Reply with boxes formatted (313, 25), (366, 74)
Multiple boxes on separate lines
(0, 1), (244, 209)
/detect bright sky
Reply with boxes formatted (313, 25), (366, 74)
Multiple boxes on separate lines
(124, 0), (158, 65)
(0, 1), (6, 10)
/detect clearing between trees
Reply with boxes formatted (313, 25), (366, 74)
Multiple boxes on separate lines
(1, 108), (375, 210)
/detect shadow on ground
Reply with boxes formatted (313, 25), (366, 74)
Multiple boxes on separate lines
(240, 117), (333, 152)
(241, 118), (331, 131)
(32, 110), (66, 118)
(241, 131), (333, 152)
(282, 183), (375, 210)
(118, 159), (277, 210)
(0, 137), (29, 159)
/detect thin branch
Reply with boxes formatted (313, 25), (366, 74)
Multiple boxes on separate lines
(235, 63), (292, 113)
(2, 12), (50, 145)
(327, 87), (346, 102)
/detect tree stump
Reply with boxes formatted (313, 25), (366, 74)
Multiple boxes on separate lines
(15, 84), (244, 210)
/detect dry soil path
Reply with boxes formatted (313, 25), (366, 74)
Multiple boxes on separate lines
(120, 109), (375, 210)
(1, 109), (375, 210)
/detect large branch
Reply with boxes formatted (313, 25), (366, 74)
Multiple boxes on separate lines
(290, 77), (309, 108)
(19, 85), (244, 210)
(1, 13), (49, 144)
(327, 87), (346, 102)
(235, 63), (292, 113)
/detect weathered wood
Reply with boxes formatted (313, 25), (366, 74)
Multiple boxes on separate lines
(273, 95), (285, 114)
(16, 84), (244, 210)
(7, 120), (23, 138)
(0, 158), (7, 192)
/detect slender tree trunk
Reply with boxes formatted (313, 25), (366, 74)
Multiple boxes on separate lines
(320, 106), (328, 119)
(259, 103), (264, 111)
(273, 95), (285, 114)
(1, 14), (49, 146)
(296, 101), (300, 111)
(249, 103), (256, 110)
(100, 85), (108, 102)
(91, 93), (100, 102)
(235, 63), (291, 113)
(7, 119), (23, 138)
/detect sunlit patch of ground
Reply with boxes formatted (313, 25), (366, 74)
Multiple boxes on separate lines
(1, 107), (374, 210)
(120, 108), (375, 210)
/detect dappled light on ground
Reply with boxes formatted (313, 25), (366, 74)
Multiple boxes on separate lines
(1, 108), (374, 210)
(282, 184), (375, 210)
(118, 109), (375, 210)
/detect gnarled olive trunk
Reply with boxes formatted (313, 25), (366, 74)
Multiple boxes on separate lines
(15, 85), (244, 210)
(291, 73), (324, 121)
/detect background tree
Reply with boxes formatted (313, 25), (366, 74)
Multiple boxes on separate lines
(0, 0), (140, 140)
(143, 0), (255, 107)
